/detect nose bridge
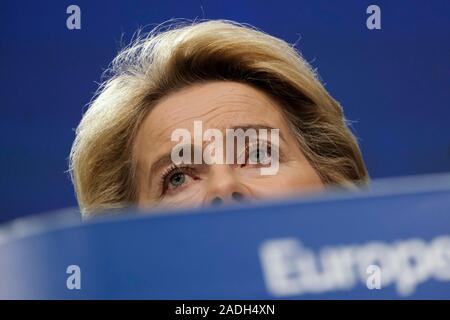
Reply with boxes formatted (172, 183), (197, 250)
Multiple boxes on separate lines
(208, 164), (237, 196)
(204, 164), (246, 205)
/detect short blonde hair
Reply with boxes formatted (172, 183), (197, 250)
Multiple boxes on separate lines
(69, 19), (368, 216)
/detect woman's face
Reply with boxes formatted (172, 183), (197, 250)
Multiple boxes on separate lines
(134, 81), (324, 209)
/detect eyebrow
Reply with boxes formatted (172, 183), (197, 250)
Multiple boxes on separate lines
(149, 153), (175, 180)
(228, 124), (286, 143)
(148, 144), (195, 180)
(148, 124), (286, 178)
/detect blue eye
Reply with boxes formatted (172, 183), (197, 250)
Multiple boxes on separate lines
(248, 145), (271, 164)
(161, 167), (190, 195)
(168, 172), (185, 187)
(161, 165), (200, 196)
(249, 149), (264, 162)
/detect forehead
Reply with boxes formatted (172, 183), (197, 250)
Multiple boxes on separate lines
(134, 81), (291, 160)
(146, 81), (287, 135)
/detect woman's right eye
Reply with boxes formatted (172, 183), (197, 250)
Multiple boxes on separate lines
(161, 167), (197, 196)
(168, 172), (186, 188)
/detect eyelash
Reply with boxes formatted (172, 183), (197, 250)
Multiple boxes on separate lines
(158, 141), (281, 196)
(243, 142), (272, 163)
(159, 164), (192, 195)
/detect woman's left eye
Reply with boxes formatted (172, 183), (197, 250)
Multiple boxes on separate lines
(246, 144), (272, 165)
(249, 148), (269, 163)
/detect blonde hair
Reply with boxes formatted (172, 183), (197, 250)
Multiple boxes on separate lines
(69, 19), (368, 216)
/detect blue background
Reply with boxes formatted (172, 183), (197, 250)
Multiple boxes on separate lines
(1, 0), (449, 223)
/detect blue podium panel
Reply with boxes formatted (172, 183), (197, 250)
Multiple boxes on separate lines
(0, 175), (449, 299)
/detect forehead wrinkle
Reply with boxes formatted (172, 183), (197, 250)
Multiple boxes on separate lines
(149, 107), (228, 143)
(150, 100), (265, 142)
(159, 104), (269, 142)
(156, 88), (276, 125)
(141, 86), (285, 151)
(198, 94), (281, 125)
(201, 108), (260, 129)
(215, 91), (281, 109)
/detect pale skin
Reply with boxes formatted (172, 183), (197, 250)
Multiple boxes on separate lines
(133, 81), (324, 209)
